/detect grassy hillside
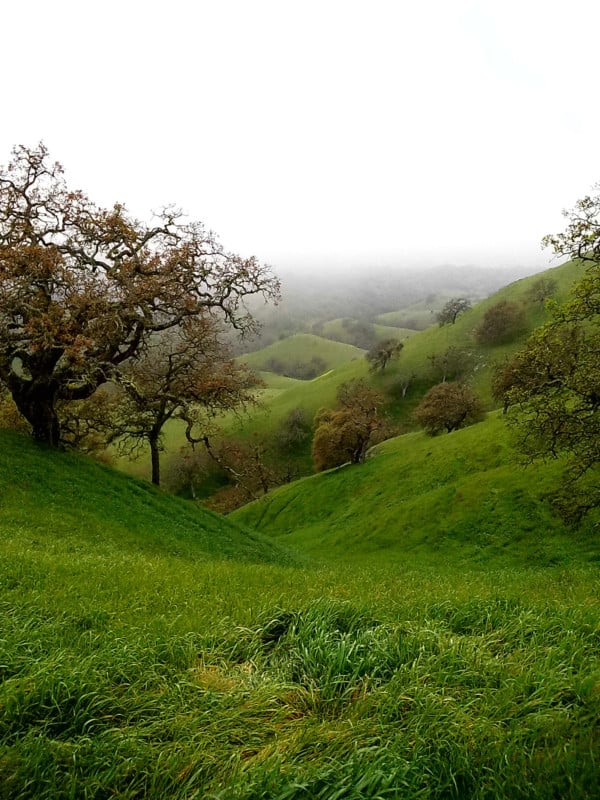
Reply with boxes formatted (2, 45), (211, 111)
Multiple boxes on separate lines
(375, 295), (454, 329)
(225, 260), (587, 446)
(1, 429), (599, 797)
(238, 333), (364, 377)
(116, 260), (588, 493)
(0, 429), (292, 566)
(319, 317), (416, 346)
(232, 411), (600, 568)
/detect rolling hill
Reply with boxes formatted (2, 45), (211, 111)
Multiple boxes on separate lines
(0, 429), (293, 566)
(238, 332), (364, 377)
(1, 413), (598, 797)
(231, 411), (600, 567)
(116, 259), (589, 500)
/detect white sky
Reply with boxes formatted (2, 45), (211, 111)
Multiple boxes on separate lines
(1, 0), (599, 273)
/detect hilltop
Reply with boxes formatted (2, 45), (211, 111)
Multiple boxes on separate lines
(239, 332), (364, 378)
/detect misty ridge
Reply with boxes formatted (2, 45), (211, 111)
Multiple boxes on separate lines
(237, 262), (539, 353)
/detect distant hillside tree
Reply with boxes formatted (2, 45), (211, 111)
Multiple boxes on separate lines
(388, 370), (417, 400)
(491, 354), (526, 414)
(501, 186), (600, 521)
(0, 143), (278, 446)
(436, 297), (471, 325)
(200, 434), (298, 512)
(526, 276), (558, 305)
(475, 300), (526, 345)
(312, 380), (391, 471)
(366, 339), (403, 373)
(427, 346), (476, 383)
(276, 408), (312, 452)
(413, 382), (484, 435)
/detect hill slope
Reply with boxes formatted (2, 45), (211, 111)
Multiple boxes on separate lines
(231, 412), (600, 568)
(238, 332), (364, 377)
(0, 433), (598, 798)
(0, 429), (293, 566)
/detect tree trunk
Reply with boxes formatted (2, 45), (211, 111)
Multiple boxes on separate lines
(149, 435), (161, 486)
(9, 379), (61, 446)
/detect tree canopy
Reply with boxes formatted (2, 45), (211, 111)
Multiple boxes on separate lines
(312, 380), (391, 471)
(366, 339), (403, 373)
(436, 297), (471, 325)
(500, 186), (600, 520)
(0, 143), (279, 445)
(413, 382), (484, 435)
(475, 300), (526, 346)
(79, 317), (258, 485)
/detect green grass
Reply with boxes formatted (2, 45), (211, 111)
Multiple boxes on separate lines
(238, 333), (365, 376)
(0, 429), (599, 797)
(232, 412), (600, 568)
(0, 429), (293, 567)
(320, 318), (416, 346)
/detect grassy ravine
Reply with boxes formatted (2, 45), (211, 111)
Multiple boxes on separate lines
(0, 430), (599, 798)
(231, 413), (600, 568)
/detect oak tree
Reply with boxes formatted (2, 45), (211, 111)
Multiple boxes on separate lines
(85, 316), (258, 485)
(526, 276), (558, 306)
(312, 380), (391, 471)
(0, 143), (278, 445)
(366, 338), (403, 373)
(475, 300), (526, 345)
(501, 186), (600, 520)
(436, 297), (471, 325)
(413, 381), (484, 435)
(427, 346), (476, 383)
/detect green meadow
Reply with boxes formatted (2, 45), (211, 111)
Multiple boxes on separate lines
(1, 258), (598, 797)
(238, 333), (365, 375)
(1, 416), (599, 798)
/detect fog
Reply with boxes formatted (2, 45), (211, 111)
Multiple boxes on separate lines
(1, 1), (598, 277)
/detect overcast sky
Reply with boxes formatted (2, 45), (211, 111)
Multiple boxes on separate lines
(2, 0), (599, 274)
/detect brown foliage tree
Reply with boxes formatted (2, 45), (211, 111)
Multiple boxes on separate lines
(413, 381), (484, 435)
(201, 434), (294, 510)
(475, 300), (526, 346)
(77, 316), (259, 485)
(0, 143), (278, 445)
(312, 380), (391, 471)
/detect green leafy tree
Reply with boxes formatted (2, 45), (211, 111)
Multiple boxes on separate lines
(501, 186), (600, 520)
(526, 276), (558, 305)
(366, 339), (403, 373)
(413, 381), (484, 435)
(427, 346), (476, 383)
(436, 297), (471, 325)
(312, 380), (391, 471)
(0, 143), (278, 445)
